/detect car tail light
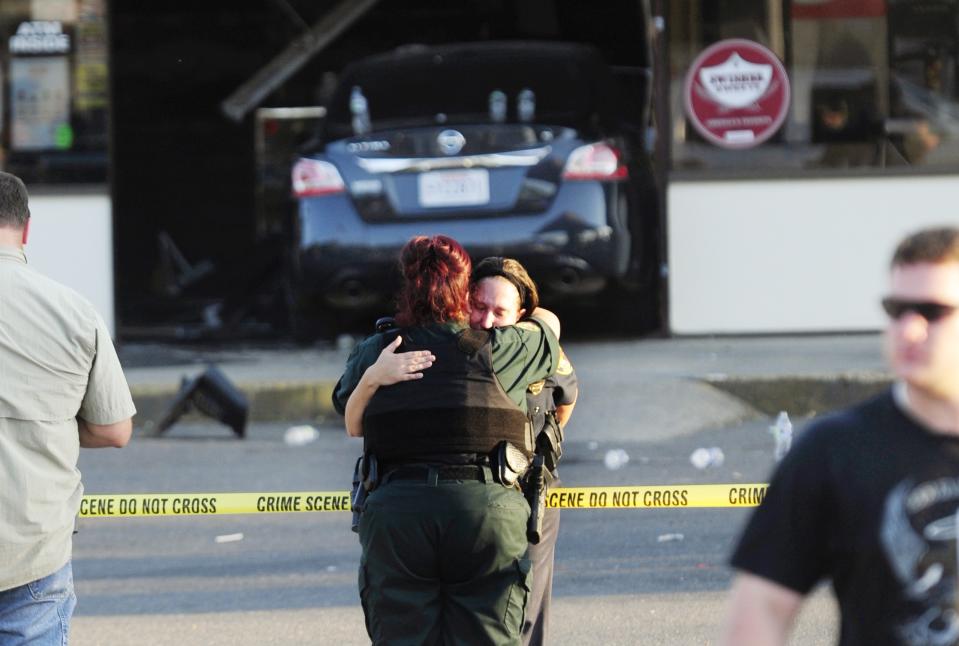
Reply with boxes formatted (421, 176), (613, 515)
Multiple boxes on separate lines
(292, 158), (345, 197)
(562, 143), (628, 181)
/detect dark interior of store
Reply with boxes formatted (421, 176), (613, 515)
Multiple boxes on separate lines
(109, 0), (656, 340)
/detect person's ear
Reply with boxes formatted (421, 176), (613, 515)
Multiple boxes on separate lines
(517, 307), (527, 320)
(21, 219), (29, 245)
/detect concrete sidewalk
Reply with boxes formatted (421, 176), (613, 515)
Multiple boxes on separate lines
(120, 333), (891, 439)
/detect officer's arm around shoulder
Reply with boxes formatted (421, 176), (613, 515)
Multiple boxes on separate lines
(333, 334), (384, 415)
(79, 417), (132, 448)
(529, 307), (560, 339)
(492, 309), (561, 390)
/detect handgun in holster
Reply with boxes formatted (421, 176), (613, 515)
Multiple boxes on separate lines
(350, 453), (379, 533)
(524, 454), (547, 544)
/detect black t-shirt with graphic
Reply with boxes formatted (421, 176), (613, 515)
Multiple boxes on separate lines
(731, 389), (959, 646)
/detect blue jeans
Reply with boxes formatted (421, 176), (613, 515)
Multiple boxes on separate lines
(0, 561), (76, 645)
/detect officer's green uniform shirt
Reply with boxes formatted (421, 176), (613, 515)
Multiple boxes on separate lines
(0, 246), (136, 592)
(334, 315), (559, 414)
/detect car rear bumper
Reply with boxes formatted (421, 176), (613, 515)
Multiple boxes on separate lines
(293, 181), (631, 309)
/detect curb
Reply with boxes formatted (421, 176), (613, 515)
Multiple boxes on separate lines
(704, 373), (892, 418)
(131, 380), (341, 431)
(130, 373), (895, 429)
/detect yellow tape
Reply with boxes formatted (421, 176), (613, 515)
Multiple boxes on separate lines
(78, 484), (768, 518)
(79, 492), (351, 518)
(545, 484), (768, 509)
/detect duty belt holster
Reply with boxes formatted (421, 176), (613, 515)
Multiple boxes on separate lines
(350, 453), (379, 533)
(524, 414), (561, 544)
(537, 412), (564, 473)
(493, 441), (530, 489)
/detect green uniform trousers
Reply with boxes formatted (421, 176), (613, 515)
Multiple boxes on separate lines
(358, 474), (532, 645)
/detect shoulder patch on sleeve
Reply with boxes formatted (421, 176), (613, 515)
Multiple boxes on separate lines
(516, 320), (541, 332)
(556, 350), (573, 376)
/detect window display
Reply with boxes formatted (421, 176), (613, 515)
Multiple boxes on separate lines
(669, 0), (959, 174)
(0, 0), (107, 184)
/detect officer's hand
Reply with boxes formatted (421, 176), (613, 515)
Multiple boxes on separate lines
(367, 336), (435, 386)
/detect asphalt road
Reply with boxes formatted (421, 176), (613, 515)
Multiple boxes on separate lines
(70, 413), (839, 645)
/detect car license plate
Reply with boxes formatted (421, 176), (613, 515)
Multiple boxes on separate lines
(418, 169), (490, 207)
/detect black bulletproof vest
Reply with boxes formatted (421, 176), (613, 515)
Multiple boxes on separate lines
(362, 327), (530, 462)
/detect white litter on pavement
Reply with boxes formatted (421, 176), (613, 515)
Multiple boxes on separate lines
(770, 411), (793, 461)
(603, 449), (630, 470)
(689, 447), (724, 469)
(284, 425), (319, 446)
(214, 533), (244, 544)
(657, 533), (685, 543)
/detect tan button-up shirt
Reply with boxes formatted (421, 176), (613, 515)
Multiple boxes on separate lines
(0, 245), (135, 591)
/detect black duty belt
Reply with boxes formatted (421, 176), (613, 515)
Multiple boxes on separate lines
(387, 464), (486, 483)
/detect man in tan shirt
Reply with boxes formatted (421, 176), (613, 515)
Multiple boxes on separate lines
(0, 171), (135, 643)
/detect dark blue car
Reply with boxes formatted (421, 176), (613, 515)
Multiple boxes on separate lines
(288, 41), (655, 338)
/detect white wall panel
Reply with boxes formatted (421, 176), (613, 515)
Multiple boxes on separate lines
(25, 192), (115, 336)
(668, 176), (959, 334)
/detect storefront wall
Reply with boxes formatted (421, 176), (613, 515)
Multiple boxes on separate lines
(27, 191), (113, 330)
(665, 0), (959, 334)
(668, 175), (959, 333)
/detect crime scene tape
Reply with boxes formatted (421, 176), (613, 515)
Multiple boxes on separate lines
(79, 484), (768, 518)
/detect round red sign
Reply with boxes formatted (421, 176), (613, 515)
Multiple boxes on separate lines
(684, 39), (790, 149)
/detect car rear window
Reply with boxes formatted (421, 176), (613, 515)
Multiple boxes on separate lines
(323, 41), (618, 141)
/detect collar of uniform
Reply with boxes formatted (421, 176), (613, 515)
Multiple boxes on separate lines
(0, 245), (26, 264)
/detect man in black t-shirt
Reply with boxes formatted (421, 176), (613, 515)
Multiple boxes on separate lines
(722, 227), (959, 646)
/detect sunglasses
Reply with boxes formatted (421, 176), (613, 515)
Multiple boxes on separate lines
(881, 298), (959, 322)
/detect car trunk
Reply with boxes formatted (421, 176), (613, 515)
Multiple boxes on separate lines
(326, 124), (579, 219)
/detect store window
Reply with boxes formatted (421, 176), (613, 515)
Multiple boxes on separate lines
(0, 0), (108, 184)
(669, 0), (959, 174)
